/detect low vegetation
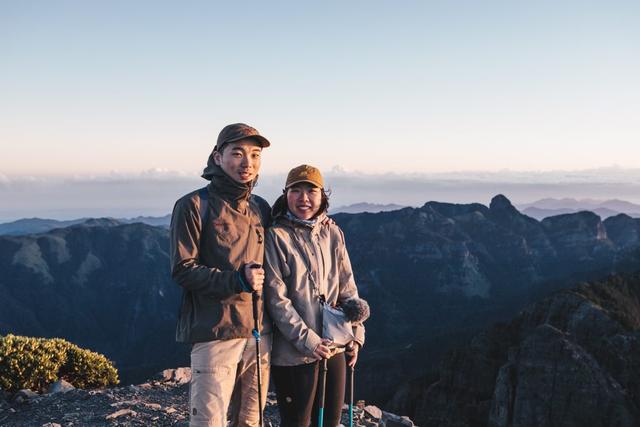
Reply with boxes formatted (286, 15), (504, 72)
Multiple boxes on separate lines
(0, 334), (119, 392)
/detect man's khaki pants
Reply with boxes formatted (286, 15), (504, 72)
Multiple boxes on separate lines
(189, 334), (271, 427)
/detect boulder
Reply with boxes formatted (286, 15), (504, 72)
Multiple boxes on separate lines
(105, 408), (137, 420)
(47, 379), (75, 394)
(382, 411), (416, 426)
(156, 367), (192, 384)
(13, 389), (39, 404)
(364, 405), (383, 419)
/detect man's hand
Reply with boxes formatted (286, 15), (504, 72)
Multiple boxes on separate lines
(243, 263), (265, 292)
(313, 338), (335, 360)
(320, 216), (335, 226)
(346, 342), (359, 367)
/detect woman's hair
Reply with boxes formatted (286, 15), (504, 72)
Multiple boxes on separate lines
(318, 190), (330, 215)
(272, 184), (331, 219)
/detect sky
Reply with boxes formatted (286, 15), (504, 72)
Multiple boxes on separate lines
(1, 1), (639, 219)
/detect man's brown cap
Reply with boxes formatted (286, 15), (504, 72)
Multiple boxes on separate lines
(285, 164), (324, 189)
(215, 123), (270, 151)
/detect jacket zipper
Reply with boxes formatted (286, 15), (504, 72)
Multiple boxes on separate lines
(290, 229), (320, 296)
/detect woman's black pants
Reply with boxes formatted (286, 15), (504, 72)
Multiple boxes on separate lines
(271, 352), (346, 427)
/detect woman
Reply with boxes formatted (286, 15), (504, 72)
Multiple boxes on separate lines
(264, 164), (365, 427)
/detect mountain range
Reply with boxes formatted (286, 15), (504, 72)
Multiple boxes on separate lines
(518, 198), (640, 220)
(0, 215), (172, 236)
(4, 197), (640, 235)
(330, 202), (407, 215)
(0, 206), (408, 236)
(1, 194), (640, 412)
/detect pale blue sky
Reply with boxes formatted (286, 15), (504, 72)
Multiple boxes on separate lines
(1, 0), (639, 177)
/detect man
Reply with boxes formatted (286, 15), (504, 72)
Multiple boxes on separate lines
(170, 123), (272, 427)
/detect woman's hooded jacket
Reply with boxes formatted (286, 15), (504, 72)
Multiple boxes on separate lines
(264, 195), (365, 366)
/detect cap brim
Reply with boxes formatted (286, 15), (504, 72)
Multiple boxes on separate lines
(286, 179), (323, 189)
(225, 134), (271, 147)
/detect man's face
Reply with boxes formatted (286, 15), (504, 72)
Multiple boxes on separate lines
(213, 139), (262, 183)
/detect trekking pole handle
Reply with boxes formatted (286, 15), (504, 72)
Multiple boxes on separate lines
(249, 263), (262, 323)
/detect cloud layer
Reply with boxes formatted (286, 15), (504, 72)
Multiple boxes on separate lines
(2, 168), (640, 222)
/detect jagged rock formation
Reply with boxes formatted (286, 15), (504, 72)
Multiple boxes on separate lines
(0, 369), (415, 426)
(388, 272), (640, 426)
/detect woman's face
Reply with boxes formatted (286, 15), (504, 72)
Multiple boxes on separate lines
(287, 183), (322, 220)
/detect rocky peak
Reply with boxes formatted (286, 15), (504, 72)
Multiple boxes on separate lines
(541, 210), (602, 229)
(489, 194), (517, 213)
(541, 210), (611, 252)
(421, 201), (489, 219)
(604, 214), (640, 248)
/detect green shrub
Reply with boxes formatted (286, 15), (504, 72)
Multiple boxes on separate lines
(0, 334), (119, 392)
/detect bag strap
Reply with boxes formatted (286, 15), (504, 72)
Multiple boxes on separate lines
(251, 195), (272, 228)
(196, 187), (209, 262)
(197, 187), (209, 226)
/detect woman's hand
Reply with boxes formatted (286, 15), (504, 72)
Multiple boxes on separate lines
(346, 342), (359, 367)
(313, 339), (335, 359)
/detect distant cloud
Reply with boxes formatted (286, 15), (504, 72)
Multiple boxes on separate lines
(138, 168), (193, 180)
(2, 168), (640, 222)
(63, 169), (196, 183)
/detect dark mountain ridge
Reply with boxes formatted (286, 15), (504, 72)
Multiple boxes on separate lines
(1, 195), (640, 407)
(0, 215), (172, 236)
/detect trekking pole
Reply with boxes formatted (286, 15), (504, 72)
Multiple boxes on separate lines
(346, 343), (355, 427)
(317, 357), (329, 427)
(349, 365), (355, 427)
(252, 288), (263, 426)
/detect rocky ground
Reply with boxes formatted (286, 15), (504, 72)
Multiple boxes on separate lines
(0, 369), (415, 426)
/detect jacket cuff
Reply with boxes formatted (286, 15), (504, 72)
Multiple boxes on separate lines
(235, 271), (252, 293)
(353, 324), (365, 347)
(303, 330), (323, 357)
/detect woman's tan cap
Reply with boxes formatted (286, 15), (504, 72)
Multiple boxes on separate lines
(285, 164), (324, 189)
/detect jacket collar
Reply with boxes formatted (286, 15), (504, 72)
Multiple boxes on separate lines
(203, 161), (256, 204)
(276, 211), (326, 233)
